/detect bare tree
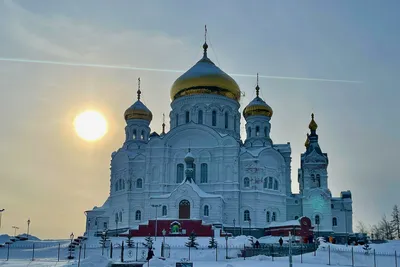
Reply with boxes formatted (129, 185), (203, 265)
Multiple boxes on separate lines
(379, 215), (394, 240)
(391, 205), (400, 239)
(356, 221), (369, 234)
(371, 224), (383, 240)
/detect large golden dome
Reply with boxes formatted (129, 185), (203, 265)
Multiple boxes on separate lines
(170, 43), (241, 101)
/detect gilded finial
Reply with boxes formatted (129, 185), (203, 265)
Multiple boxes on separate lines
(255, 73), (260, 97)
(308, 113), (318, 131)
(162, 113), (166, 134)
(137, 77), (141, 100)
(203, 25), (208, 57)
(305, 133), (310, 148)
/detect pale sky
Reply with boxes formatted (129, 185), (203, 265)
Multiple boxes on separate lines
(0, 0), (399, 239)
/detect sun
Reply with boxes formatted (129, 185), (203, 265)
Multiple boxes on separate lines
(74, 110), (108, 141)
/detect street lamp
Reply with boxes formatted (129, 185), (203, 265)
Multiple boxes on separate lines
(0, 209), (4, 229)
(248, 218), (251, 236)
(151, 204), (162, 241)
(27, 219), (31, 239)
(68, 232), (74, 259)
(12, 226), (19, 237)
(161, 229), (166, 257)
(233, 219), (236, 237)
(225, 234), (229, 259)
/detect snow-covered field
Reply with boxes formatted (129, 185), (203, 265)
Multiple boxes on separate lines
(1, 234), (400, 267)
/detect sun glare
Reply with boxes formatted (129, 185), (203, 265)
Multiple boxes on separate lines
(74, 110), (108, 141)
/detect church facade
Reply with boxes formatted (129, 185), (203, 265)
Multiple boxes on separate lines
(85, 39), (353, 239)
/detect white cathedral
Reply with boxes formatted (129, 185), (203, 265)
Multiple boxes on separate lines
(85, 39), (353, 239)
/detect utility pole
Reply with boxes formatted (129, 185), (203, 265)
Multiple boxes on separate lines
(27, 219), (31, 239)
(12, 226), (19, 237)
(151, 204), (161, 240)
(0, 209), (4, 228)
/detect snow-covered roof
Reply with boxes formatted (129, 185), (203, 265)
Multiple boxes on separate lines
(267, 219), (300, 228)
(241, 147), (267, 157)
(150, 180), (224, 200)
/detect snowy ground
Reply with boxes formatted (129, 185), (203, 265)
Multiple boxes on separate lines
(1, 234), (400, 267)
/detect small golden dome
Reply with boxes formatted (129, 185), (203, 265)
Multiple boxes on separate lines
(170, 44), (241, 101)
(308, 113), (318, 131)
(243, 76), (273, 119)
(304, 134), (310, 148)
(124, 78), (153, 122)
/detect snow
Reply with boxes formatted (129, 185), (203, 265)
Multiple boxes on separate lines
(151, 180), (224, 200)
(267, 219), (301, 228)
(1, 235), (400, 266)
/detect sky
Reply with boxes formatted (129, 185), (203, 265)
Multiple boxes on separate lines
(0, 0), (399, 239)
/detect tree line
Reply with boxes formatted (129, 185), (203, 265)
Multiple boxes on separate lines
(356, 204), (400, 240)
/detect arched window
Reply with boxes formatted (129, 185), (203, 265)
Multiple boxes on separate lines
(268, 177), (273, 189)
(225, 112), (229, 129)
(200, 163), (208, 183)
(204, 205), (209, 216)
(119, 211), (122, 222)
(162, 206), (167, 216)
(135, 210), (141, 221)
(141, 130), (144, 140)
(273, 180), (279, 190)
(133, 129), (137, 139)
(244, 177), (250, 188)
(244, 210), (250, 221)
(212, 110), (217, 126)
(176, 164), (184, 183)
(263, 178), (268, 189)
(266, 211), (270, 223)
(316, 174), (321, 187)
(311, 174), (315, 186)
(198, 110), (203, 124)
(256, 126), (260, 136)
(272, 212), (277, 222)
(119, 179), (122, 190)
(315, 215), (320, 225)
(185, 111), (190, 123)
(332, 217), (337, 226)
(175, 114), (179, 127)
(136, 178), (143, 189)
(248, 127), (252, 137)
(115, 181), (119, 191)
(193, 163), (196, 182)
(122, 180), (125, 190)
(115, 213), (119, 223)
(264, 127), (267, 137)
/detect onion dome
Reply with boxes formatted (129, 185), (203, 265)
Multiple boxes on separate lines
(124, 78), (153, 122)
(184, 149), (195, 163)
(170, 33), (241, 102)
(308, 113), (318, 131)
(243, 75), (273, 119)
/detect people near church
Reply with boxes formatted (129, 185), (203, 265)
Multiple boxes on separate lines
(254, 240), (260, 249)
(146, 247), (154, 261)
(279, 237), (283, 247)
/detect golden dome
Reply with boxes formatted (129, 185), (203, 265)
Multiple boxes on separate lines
(308, 113), (318, 131)
(170, 44), (241, 101)
(243, 78), (273, 119)
(124, 78), (153, 122)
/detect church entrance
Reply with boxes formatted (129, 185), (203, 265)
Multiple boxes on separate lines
(179, 199), (190, 219)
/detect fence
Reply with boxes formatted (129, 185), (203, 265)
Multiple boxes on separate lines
(1, 241), (400, 267)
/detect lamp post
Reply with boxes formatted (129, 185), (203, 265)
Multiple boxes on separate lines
(0, 209), (4, 229)
(233, 219), (236, 237)
(27, 219), (31, 239)
(151, 204), (161, 240)
(69, 232), (74, 259)
(12, 226), (19, 237)
(225, 234), (229, 259)
(248, 218), (251, 236)
(161, 229), (166, 257)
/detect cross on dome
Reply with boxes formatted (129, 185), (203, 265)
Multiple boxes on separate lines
(256, 73), (260, 97)
(137, 77), (141, 100)
(203, 25), (208, 57)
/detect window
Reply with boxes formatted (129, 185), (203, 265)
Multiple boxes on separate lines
(331, 204), (334, 209)
(176, 164), (184, 183)
(115, 182), (119, 192)
(266, 211), (270, 223)
(268, 177), (273, 189)
(295, 216), (299, 220)
(136, 178), (143, 189)
(162, 206), (167, 216)
(204, 205), (209, 216)
(244, 177), (250, 188)
(273, 180), (279, 190)
(200, 163), (208, 183)
(198, 110), (203, 124)
(119, 211), (122, 222)
(193, 163), (196, 182)
(248, 127), (251, 137)
(141, 130), (144, 140)
(225, 112), (229, 129)
(332, 217), (337, 226)
(185, 111), (190, 123)
(256, 126), (260, 136)
(103, 222), (108, 229)
(316, 174), (321, 187)
(263, 178), (268, 189)
(119, 180), (122, 190)
(264, 127), (267, 137)
(175, 114), (179, 127)
(122, 180), (125, 190)
(115, 213), (119, 223)
(244, 210), (250, 221)
(272, 212), (276, 222)
(311, 174), (315, 183)
(133, 129), (137, 139)
(212, 110), (217, 126)
(135, 210), (141, 221)
(315, 215), (320, 225)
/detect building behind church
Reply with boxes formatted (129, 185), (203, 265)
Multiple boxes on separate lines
(85, 37), (353, 241)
